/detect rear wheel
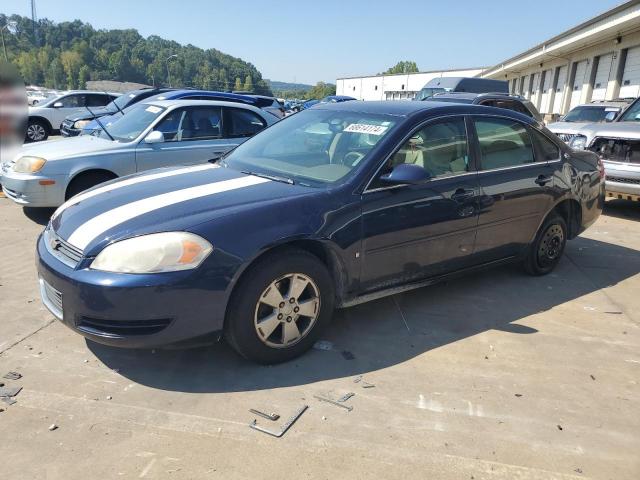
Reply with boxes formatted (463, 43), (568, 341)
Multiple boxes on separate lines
(524, 214), (567, 276)
(26, 119), (49, 142)
(225, 249), (334, 364)
(65, 171), (117, 200)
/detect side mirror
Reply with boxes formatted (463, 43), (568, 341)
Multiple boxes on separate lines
(144, 131), (165, 144)
(52, 102), (64, 108)
(379, 163), (431, 185)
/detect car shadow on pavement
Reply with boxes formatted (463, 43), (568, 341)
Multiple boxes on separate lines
(603, 199), (640, 221)
(87, 234), (640, 394)
(22, 207), (56, 225)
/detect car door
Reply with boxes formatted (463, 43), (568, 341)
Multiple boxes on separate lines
(135, 106), (243, 172)
(360, 116), (481, 292)
(471, 115), (557, 262)
(50, 94), (87, 130)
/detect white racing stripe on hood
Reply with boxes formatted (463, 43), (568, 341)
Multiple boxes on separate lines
(52, 164), (218, 220)
(67, 175), (270, 250)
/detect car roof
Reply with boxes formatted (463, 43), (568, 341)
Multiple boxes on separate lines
(153, 89), (257, 103)
(313, 100), (536, 123)
(146, 99), (264, 111)
(577, 101), (628, 108)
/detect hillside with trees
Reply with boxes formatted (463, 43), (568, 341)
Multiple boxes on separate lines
(0, 13), (272, 95)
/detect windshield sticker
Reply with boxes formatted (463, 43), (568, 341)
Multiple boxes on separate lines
(344, 124), (388, 135)
(145, 106), (162, 114)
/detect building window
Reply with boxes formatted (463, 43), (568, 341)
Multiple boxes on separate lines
(374, 85), (378, 91)
(401, 84), (405, 90)
(353, 86), (356, 91)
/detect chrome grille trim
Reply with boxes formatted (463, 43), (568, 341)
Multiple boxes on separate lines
(606, 175), (640, 185)
(39, 277), (63, 320)
(44, 228), (84, 268)
(556, 133), (577, 143)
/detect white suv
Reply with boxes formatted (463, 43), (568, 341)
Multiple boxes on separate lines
(26, 91), (118, 142)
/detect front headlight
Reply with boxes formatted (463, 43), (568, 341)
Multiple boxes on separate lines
(13, 156), (47, 173)
(569, 135), (587, 150)
(73, 120), (90, 129)
(91, 232), (213, 274)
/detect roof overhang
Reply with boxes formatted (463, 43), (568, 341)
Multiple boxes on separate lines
(482, 1), (640, 78)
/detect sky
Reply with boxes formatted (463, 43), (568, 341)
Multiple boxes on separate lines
(1, 0), (627, 85)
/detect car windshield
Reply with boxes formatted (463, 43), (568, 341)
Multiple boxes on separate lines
(105, 93), (136, 112)
(563, 106), (619, 122)
(98, 104), (166, 142)
(414, 88), (446, 101)
(618, 100), (640, 121)
(224, 109), (397, 187)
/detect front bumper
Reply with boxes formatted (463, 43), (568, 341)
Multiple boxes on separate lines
(60, 122), (81, 137)
(604, 161), (640, 201)
(36, 232), (231, 348)
(1, 171), (67, 207)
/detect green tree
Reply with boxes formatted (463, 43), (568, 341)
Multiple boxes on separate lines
(234, 77), (243, 91)
(243, 75), (253, 92)
(305, 82), (337, 100)
(383, 61), (419, 75)
(78, 65), (90, 89)
(60, 50), (82, 89)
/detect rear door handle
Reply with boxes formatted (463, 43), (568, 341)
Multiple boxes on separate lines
(535, 174), (552, 186)
(451, 188), (475, 202)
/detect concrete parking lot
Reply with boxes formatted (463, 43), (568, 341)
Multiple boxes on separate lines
(0, 196), (639, 479)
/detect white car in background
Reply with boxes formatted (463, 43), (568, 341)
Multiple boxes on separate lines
(2, 100), (277, 207)
(547, 100), (631, 144)
(26, 90), (118, 143)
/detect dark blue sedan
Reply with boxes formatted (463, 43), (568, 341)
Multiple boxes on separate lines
(37, 101), (604, 363)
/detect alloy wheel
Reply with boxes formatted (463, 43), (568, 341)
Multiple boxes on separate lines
(254, 273), (320, 348)
(27, 123), (46, 141)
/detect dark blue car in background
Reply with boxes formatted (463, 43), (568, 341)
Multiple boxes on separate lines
(38, 101), (604, 363)
(77, 89), (264, 135)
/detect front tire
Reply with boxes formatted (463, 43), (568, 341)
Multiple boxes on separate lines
(225, 249), (335, 364)
(524, 214), (567, 276)
(26, 119), (49, 142)
(65, 171), (117, 200)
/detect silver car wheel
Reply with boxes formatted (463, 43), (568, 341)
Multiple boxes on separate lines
(254, 273), (320, 348)
(27, 123), (46, 141)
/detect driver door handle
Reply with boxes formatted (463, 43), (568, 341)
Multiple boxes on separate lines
(451, 188), (475, 202)
(535, 174), (552, 186)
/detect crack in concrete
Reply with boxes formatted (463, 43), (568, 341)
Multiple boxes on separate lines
(0, 318), (56, 356)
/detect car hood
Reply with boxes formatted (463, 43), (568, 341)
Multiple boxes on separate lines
(84, 112), (123, 131)
(573, 121), (640, 139)
(17, 135), (121, 161)
(50, 165), (318, 255)
(547, 122), (592, 134)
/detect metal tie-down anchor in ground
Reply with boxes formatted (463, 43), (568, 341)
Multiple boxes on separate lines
(250, 405), (308, 438)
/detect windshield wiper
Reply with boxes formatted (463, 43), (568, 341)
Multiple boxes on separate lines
(85, 105), (115, 141)
(241, 170), (295, 185)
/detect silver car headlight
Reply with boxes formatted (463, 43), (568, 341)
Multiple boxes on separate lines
(13, 156), (47, 173)
(569, 135), (587, 150)
(73, 120), (91, 129)
(91, 232), (213, 274)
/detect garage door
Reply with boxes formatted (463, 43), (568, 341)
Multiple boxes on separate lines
(522, 75), (530, 99)
(539, 69), (553, 113)
(591, 53), (613, 101)
(569, 60), (588, 110)
(620, 45), (640, 98)
(552, 65), (567, 114)
(530, 72), (541, 106)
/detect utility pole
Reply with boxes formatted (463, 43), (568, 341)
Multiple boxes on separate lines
(31, 0), (39, 46)
(1, 20), (17, 62)
(165, 54), (178, 87)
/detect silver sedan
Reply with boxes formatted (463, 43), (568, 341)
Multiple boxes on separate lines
(2, 99), (277, 207)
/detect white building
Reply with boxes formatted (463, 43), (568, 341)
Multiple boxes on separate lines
(336, 68), (485, 101)
(482, 0), (640, 120)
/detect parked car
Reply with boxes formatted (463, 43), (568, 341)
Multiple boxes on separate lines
(26, 91), (119, 142)
(567, 96), (640, 202)
(319, 95), (357, 104)
(79, 90), (266, 135)
(36, 101), (603, 363)
(246, 95), (286, 118)
(414, 77), (509, 101)
(547, 100), (631, 143)
(60, 88), (175, 137)
(425, 92), (542, 122)
(2, 100), (276, 207)
(301, 99), (320, 110)
(26, 90), (48, 106)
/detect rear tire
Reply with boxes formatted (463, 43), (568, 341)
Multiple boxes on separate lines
(523, 214), (567, 276)
(26, 119), (49, 142)
(65, 171), (117, 200)
(225, 249), (335, 364)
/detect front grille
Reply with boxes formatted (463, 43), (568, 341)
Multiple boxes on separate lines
(556, 133), (577, 143)
(77, 317), (173, 337)
(39, 278), (63, 320)
(606, 175), (640, 185)
(590, 137), (640, 164)
(44, 228), (83, 268)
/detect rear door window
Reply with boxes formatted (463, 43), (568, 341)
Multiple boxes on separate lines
(226, 108), (266, 138)
(473, 117), (534, 170)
